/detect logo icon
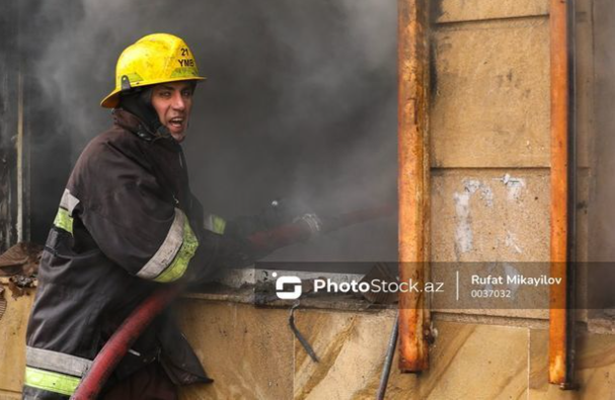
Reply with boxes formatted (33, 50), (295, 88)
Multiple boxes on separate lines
(274, 272), (303, 300)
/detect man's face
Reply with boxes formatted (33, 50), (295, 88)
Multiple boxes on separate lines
(151, 81), (194, 142)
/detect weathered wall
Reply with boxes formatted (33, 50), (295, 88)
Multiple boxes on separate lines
(430, 0), (550, 262)
(427, 0), (556, 321)
(4, 293), (615, 399)
(429, 0), (596, 316)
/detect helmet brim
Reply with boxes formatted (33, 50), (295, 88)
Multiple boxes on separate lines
(100, 76), (206, 109)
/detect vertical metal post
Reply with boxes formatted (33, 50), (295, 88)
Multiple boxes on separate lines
(549, 0), (577, 389)
(398, 0), (430, 372)
(16, 71), (29, 242)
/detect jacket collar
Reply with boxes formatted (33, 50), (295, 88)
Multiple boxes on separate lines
(112, 108), (143, 133)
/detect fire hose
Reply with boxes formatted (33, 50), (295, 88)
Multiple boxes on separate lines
(70, 204), (394, 399)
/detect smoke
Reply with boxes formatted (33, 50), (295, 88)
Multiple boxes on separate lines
(27, 0), (398, 261)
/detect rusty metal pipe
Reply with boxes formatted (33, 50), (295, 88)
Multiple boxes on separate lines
(549, 0), (577, 389)
(397, 0), (430, 372)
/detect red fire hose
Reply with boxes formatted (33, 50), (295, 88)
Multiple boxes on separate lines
(70, 204), (394, 399)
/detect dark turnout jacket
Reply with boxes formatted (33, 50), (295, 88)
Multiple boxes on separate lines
(23, 110), (241, 399)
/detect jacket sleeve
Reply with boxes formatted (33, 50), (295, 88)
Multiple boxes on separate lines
(182, 194), (257, 284)
(71, 140), (209, 283)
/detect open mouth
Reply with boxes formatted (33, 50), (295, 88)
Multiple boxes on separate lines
(169, 117), (184, 129)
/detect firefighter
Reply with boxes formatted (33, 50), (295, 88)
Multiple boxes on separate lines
(22, 33), (275, 399)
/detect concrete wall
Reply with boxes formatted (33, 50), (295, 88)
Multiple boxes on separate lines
(430, 0), (551, 262)
(174, 298), (615, 400)
(429, 0), (599, 314)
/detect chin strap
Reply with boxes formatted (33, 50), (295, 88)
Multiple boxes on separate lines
(119, 87), (175, 143)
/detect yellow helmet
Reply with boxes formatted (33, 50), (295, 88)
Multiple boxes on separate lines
(100, 33), (206, 108)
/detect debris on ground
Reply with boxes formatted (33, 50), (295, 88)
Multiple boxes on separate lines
(0, 242), (42, 277)
(0, 242), (41, 298)
(7, 275), (37, 299)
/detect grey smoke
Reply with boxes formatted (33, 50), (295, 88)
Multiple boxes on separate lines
(29, 0), (398, 261)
